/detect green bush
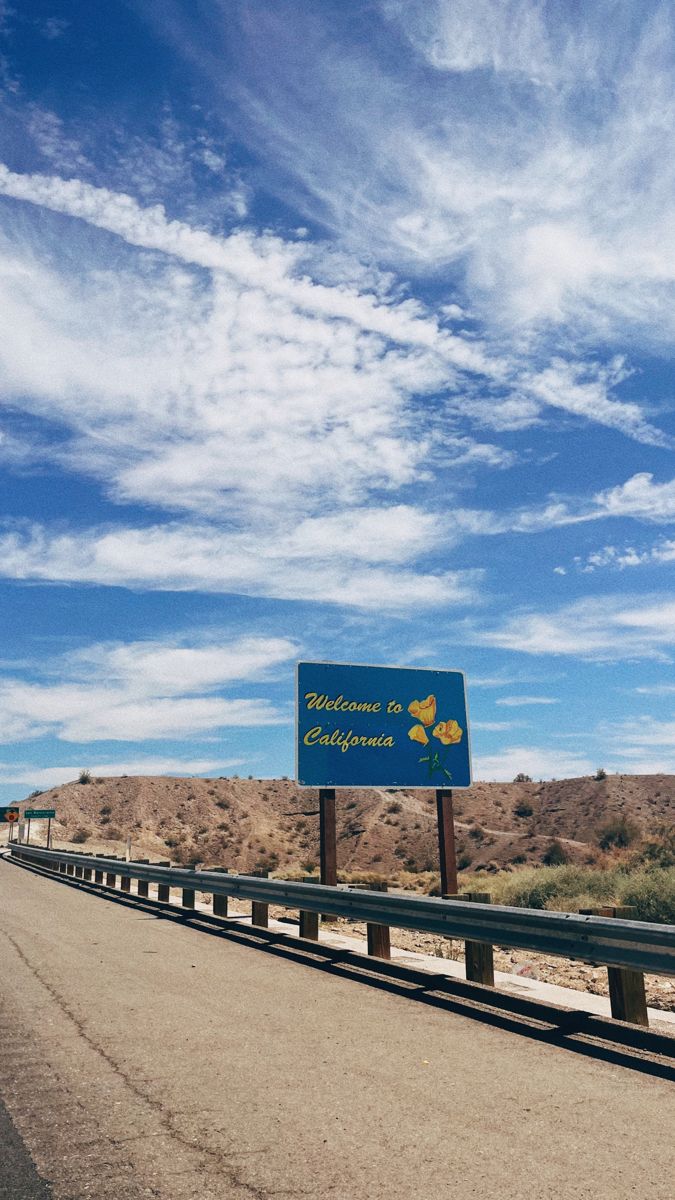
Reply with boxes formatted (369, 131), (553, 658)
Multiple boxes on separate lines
(513, 773), (532, 783)
(514, 801), (533, 818)
(78, 769), (92, 785)
(598, 816), (640, 850)
(618, 868), (675, 924)
(543, 839), (569, 866)
(486, 863), (675, 924)
(634, 825), (675, 869)
(490, 865), (621, 911)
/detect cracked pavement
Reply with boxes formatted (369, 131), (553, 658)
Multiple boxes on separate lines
(1, 856), (674, 1199)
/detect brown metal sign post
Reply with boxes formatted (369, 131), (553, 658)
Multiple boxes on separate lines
(436, 788), (458, 896)
(319, 788), (337, 888)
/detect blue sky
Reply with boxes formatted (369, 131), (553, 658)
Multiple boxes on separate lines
(1, 0), (675, 799)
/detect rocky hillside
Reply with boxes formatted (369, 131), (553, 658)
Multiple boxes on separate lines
(6, 772), (675, 877)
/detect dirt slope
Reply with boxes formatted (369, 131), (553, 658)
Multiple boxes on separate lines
(8, 772), (675, 875)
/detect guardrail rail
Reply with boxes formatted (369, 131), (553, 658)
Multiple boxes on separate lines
(8, 843), (675, 1028)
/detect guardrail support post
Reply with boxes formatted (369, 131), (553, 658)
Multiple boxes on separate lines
(59, 862), (67, 875)
(82, 866), (92, 881)
(156, 861), (171, 902)
(251, 870), (269, 928)
(210, 867), (229, 917)
(366, 882), (391, 960)
(120, 871), (131, 892)
(180, 866), (196, 910)
(135, 860), (149, 898)
(444, 892), (495, 986)
(94, 867), (104, 884)
(582, 906), (649, 1027)
(299, 878), (320, 940)
(299, 909), (320, 940)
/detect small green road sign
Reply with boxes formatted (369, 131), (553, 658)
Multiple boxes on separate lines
(24, 809), (56, 819)
(0, 807), (19, 823)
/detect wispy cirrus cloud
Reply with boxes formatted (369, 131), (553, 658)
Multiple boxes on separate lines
(194, 0), (675, 360)
(475, 594), (675, 661)
(0, 757), (239, 788)
(0, 634), (296, 744)
(473, 745), (595, 782)
(0, 517), (481, 611)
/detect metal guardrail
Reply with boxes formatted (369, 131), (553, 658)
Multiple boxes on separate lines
(9, 843), (675, 978)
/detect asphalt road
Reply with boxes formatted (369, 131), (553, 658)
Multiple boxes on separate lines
(0, 856), (673, 1200)
(0, 1094), (52, 1199)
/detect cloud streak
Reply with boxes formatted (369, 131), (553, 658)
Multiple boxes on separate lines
(0, 634), (296, 743)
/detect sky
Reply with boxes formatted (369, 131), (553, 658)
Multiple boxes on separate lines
(1, 0), (675, 800)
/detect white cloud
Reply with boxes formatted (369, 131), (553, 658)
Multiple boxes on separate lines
(495, 696), (559, 707)
(383, 0), (553, 80)
(598, 716), (675, 774)
(0, 519), (480, 611)
(574, 540), (675, 573)
(523, 360), (670, 449)
(476, 594), (675, 661)
(0, 758), (238, 788)
(473, 745), (595, 782)
(0, 634), (295, 743)
(203, 0), (675, 361)
(595, 473), (675, 521)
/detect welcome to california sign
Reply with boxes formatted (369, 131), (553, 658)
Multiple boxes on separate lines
(296, 661), (471, 789)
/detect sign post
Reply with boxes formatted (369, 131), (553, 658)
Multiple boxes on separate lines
(0, 807), (19, 844)
(24, 809), (56, 849)
(436, 788), (458, 896)
(296, 661), (471, 892)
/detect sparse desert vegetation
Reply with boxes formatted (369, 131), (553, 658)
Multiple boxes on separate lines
(7, 772), (675, 926)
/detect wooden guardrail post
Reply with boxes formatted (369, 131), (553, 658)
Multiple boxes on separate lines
(580, 906), (649, 1026)
(444, 892), (495, 986)
(366, 881), (391, 960)
(59, 861), (67, 875)
(299, 878), (320, 940)
(210, 867), (229, 917)
(155, 861), (171, 902)
(135, 860), (150, 897)
(82, 866), (92, 881)
(105, 867), (117, 888)
(94, 866), (104, 884)
(251, 869), (269, 928)
(180, 866), (196, 910)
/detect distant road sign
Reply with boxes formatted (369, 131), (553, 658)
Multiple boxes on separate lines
(24, 809), (56, 819)
(0, 807), (19, 823)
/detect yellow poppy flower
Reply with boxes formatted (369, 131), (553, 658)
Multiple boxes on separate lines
(433, 719), (463, 745)
(408, 723), (429, 746)
(408, 695), (437, 727)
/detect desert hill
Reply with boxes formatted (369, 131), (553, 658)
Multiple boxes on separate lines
(7, 772), (675, 878)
